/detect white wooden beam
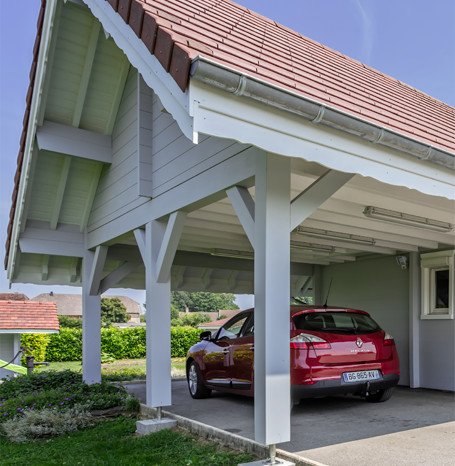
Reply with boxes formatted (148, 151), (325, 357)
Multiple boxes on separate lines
(82, 250), (101, 384)
(105, 57), (130, 135)
(226, 186), (255, 247)
(70, 258), (80, 283)
(41, 255), (49, 281)
(88, 245), (108, 296)
(138, 75), (154, 197)
(98, 261), (140, 295)
(155, 212), (187, 283)
(36, 121), (112, 163)
(80, 163), (103, 233)
(290, 170), (354, 231)
(50, 156), (71, 230)
(72, 19), (100, 127)
(134, 228), (147, 263)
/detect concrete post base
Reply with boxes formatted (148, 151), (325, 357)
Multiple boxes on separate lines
(239, 460), (295, 466)
(136, 418), (177, 435)
(240, 460), (295, 466)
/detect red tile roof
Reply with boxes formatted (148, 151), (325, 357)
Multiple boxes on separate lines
(0, 293), (29, 301)
(0, 300), (59, 332)
(111, 0), (454, 154)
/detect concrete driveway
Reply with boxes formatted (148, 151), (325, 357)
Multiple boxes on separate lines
(126, 380), (455, 466)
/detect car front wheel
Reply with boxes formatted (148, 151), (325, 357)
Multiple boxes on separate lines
(187, 361), (211, 399)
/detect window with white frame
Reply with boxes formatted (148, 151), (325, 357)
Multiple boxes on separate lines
(420, 250), (454, 319)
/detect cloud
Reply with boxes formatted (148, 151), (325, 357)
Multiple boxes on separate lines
(353, 0), (374, 63)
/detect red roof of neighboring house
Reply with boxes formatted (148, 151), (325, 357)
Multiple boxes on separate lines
(0, 300), (59, 333)
(0, 293), (29, 301)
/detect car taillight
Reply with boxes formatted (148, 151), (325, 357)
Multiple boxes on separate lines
(290, 333), (331, 350)
(383, 332), (395, 346)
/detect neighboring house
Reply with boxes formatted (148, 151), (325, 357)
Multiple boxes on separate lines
(0, 293), (29, 301)
(198, 316), (232, 331)
(0, 300), (59, 379)
(32, 293), (141, 323)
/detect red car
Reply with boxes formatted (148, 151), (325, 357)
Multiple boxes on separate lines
(186, 306), (400, 404)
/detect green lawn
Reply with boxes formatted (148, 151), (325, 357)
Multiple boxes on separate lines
(36, 358), (186, 379)
(0, 417), (255, 465)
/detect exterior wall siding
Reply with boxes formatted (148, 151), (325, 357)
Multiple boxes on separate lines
(321, 256), (410, 386)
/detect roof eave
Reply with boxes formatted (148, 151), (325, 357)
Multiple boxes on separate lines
(190, 56), (455, 171)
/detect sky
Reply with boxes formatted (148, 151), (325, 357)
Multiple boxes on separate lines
(0, 0), (454, 309)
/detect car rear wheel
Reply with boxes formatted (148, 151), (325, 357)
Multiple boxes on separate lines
(187, 361), (211, 399)
(366, 387), (394, 403)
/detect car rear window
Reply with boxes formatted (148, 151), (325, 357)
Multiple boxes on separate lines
(293, 312), (380, 334)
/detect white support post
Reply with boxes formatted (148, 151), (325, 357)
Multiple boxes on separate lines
(409, 251), (421, 388)
(82, 250), (101, 384)
(144, 220), (172, 407)
(254, 153), (291, 446)
(227, 186), (255, 247)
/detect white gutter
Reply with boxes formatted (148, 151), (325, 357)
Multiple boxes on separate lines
(190, 57), (454, 171)
(7, 0), (59, 282)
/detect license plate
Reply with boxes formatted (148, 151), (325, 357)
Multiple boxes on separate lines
(343, 370), (380, 383)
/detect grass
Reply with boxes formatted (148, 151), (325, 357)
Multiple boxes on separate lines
(0, 417), (256, 465)
(36, 359), (187, 380)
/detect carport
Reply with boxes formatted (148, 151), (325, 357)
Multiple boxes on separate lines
(5, 0), (455, 457)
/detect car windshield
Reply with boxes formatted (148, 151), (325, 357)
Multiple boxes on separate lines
(293, 312), (380, 334)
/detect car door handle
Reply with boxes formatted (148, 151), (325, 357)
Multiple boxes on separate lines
(250, 347), (254, 351)
(222, 349), (229, 354)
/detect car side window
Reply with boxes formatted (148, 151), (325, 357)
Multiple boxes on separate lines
(217, 314), (249, 340)
(242, 314), (254, 337)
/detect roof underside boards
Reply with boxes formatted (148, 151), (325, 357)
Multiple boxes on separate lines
(101, 0), (454, 154)
(4, 0), (455, 292)
(0, 300), (59, 333)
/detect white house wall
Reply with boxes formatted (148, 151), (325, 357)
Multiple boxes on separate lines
(419, 320), (455, 391)
(321, 256), (410, 386)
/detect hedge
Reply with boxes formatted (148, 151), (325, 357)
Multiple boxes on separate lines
(20, 334), (50, 365)
(44, 326), (202, 361)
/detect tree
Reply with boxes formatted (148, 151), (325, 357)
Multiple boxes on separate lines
(171, 291), (239, 313)
(101, 297), (129, 325)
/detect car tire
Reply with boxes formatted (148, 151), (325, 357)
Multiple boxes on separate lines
(366, 387), (394, 403)
(187, 361), (211, 399)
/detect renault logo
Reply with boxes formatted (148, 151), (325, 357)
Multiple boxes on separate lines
(356, 338), (363, 348)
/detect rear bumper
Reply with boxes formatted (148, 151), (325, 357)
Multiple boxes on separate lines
(291, 373), (400, 400)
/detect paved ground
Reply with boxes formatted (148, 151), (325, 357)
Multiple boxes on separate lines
(126, 380), (455, 466)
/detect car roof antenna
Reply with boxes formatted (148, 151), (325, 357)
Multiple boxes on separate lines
(323, 278), (333, 308)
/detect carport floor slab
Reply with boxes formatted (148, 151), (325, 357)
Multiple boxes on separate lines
(125, 381), (455, 466)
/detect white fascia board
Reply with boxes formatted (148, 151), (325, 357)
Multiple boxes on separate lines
(189, 80), (455, 201)
(36, 121), (112, 163)
(84, 0), (193, 140)
(7, 0), (59, 282)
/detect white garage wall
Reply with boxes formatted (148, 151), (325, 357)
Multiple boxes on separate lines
(321, 256), (410, 386)
(419, 320), (455, 391)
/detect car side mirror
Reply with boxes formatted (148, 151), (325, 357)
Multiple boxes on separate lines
(199, 331), (212, 341)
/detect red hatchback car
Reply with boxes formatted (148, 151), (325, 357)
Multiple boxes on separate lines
(186, 306), (400, 404)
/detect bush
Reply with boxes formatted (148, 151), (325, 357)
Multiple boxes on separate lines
(170, 327), (201, 357)
(20, 334), (50, 365)
(44, 326), (199, 361)
(46, 328), (83, 362)
(171, 313), (212, 327)
(0, 370), (129, 423)
(101, 297), (129, 325)
(58, 315), (82, 328)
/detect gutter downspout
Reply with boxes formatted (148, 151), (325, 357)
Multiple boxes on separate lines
(7, 0), (59, 283)
(190, 57), (454, 171)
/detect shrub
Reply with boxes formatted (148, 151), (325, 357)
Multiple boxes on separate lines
(171, 313), (211, 327)
(101, 297), (129, 325)
(1, 405), (94, 443)
(46, 328), (82, 362)
(20, 334), (50, 365)
(58, 315), (82, 328)
(170, 327), (201, 357)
